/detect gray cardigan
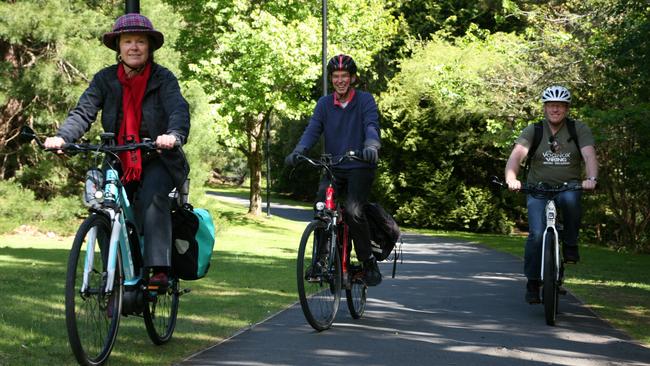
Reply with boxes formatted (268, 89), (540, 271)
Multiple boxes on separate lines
(57, 62), (190, 187)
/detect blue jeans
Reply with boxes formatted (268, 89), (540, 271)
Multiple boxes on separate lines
(524, 190), (582, 280)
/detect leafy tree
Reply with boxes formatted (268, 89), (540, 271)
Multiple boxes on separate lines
(0, 0), (116, 188)
(378, 30), (539, 232)
(166, 0), (398, 215)
(0, 1), (219, 199)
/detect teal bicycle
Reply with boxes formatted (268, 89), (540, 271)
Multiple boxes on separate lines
(22, 126), (185, 366)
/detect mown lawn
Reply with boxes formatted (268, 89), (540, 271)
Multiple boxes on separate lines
(0, 195), (307, 366)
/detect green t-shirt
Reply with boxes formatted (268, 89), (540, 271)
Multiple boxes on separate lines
(516, 119), (595, 185)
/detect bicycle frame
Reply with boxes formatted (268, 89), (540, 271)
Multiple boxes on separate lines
(81, 167), (142, 295)
(323, 185), (353, 287)
(540, 200), (561, 282)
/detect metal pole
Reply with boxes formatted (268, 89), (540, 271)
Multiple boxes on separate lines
(322, 0), (328, 97)
(125, 0), (140, 14)
(265, 115), (271, 217)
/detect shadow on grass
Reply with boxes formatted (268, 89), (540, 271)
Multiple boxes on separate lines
(0, 246), (298, 366)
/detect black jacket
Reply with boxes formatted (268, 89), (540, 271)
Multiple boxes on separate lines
(57, 62), (190, 187)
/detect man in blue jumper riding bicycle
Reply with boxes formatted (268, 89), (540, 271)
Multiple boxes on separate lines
(504, 85), (598, 304)
(285, 54), (382, 286)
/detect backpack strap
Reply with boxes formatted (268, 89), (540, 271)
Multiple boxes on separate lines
(566, 118), (582, 160)
(523, 121), (544, 178)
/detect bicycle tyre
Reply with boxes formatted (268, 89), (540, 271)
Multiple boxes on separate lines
(543, 231), (558, 326)
(297, 220), (341, 331)
(143, 276), (180, 345)
(345, 237), (367, 319)
(65, 214), (122, 366)
(346, 278), (367, 319)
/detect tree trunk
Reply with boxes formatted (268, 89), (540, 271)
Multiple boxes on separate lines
(0, 41), (26, 179)
(246, 113), (266, 215)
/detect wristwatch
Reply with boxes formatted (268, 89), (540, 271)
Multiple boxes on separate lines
(587, 177), (598, 181)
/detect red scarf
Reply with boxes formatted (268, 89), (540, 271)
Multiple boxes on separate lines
(117, 62), (151, 183)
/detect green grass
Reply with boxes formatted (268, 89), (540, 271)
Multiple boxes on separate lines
(426, 230), (650, 346)
(0, 195), (306, 366)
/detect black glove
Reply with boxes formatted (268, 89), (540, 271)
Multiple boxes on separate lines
(362, 146), (379, 164)
(284, 145), (307, 167)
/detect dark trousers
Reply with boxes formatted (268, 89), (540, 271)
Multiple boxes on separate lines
(125, 158), (175, 269)
(315, 168), (375, 262)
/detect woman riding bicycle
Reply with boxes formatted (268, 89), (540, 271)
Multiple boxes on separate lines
(504, 85), (598, 304)
(285, 54), (382, 286)
(44, 13), (190, 288)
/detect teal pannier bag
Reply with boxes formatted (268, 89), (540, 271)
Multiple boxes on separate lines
(171, 204), (216, 280)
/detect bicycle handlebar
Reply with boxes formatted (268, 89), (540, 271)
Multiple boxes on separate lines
(296, 151), (366, 168)
(490, 176), (582, 197)
(294, 151), (367, 183)
(48, 140), (158, 155)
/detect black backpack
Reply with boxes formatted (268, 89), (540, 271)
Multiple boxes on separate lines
(364, 203), (401, 261)
(524, 118), (581, 177)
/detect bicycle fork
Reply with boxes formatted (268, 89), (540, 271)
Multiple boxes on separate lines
(81, 210), (135, 295)
(540, 200), (561, 282)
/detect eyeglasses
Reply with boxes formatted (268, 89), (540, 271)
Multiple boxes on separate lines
(548, 136), (560, 153)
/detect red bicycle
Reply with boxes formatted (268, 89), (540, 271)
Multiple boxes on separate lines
(294, 152), (368, 331)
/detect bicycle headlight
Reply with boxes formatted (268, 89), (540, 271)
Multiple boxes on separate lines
(316, 202), (325, 211)
(94, 190), (104, 203)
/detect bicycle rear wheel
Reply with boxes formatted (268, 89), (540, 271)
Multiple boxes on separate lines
(65, 214), (122, 366)
(143, 276), (180, 345)
(542, 231), (558, 326)
(346, 276), (367, 319)
(297, 220), (341, 331)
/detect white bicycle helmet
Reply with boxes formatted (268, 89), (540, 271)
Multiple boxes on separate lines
(541, 85), (571, 104)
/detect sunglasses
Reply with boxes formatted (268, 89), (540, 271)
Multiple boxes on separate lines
(548, 136), (560, 153)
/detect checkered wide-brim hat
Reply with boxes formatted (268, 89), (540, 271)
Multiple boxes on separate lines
(102, 13), (164, 51)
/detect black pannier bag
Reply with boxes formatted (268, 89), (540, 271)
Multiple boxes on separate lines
(171, 204), (216, 280)
(364, 203), (401, 261)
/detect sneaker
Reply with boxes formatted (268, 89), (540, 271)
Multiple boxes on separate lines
(563, 245), (580, 263)
(362, 257), (382, 286)
(148, 272), (169, 291)
(525, 280), (541, 304)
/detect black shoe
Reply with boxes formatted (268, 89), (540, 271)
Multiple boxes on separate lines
(363, 257), (382, 286)
(525, 280), (541, 304)
(563, 245), (580, 263)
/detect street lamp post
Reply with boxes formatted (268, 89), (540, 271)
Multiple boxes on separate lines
(322, 0), (328, 97)
(125, 0), (139, 13)
(266, 116), (271, 217)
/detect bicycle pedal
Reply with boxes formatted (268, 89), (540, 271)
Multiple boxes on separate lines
(306, 277), (322, 283)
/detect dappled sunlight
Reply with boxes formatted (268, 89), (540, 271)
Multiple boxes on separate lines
(567, 278), (650, 292)
(0, 254), (61, 267)
(314, 348), (368, 357)
(444, 344), (607, 366)
(472, 273), (520, 282)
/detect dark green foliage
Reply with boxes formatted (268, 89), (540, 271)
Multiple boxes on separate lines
(583, 105), (650, 251)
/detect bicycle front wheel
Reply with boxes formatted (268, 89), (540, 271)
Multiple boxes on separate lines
(297, 220), (341, 331)
(143, 276), (180, 345)
(65, 214), (122, 366)
(542, 231), (558, 326)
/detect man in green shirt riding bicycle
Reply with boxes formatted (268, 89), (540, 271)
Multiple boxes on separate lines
(504, 85), (599, 304)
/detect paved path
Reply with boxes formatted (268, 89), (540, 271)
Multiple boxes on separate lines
(206, 191), (312, 222)
(190, 193), (650, 365)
